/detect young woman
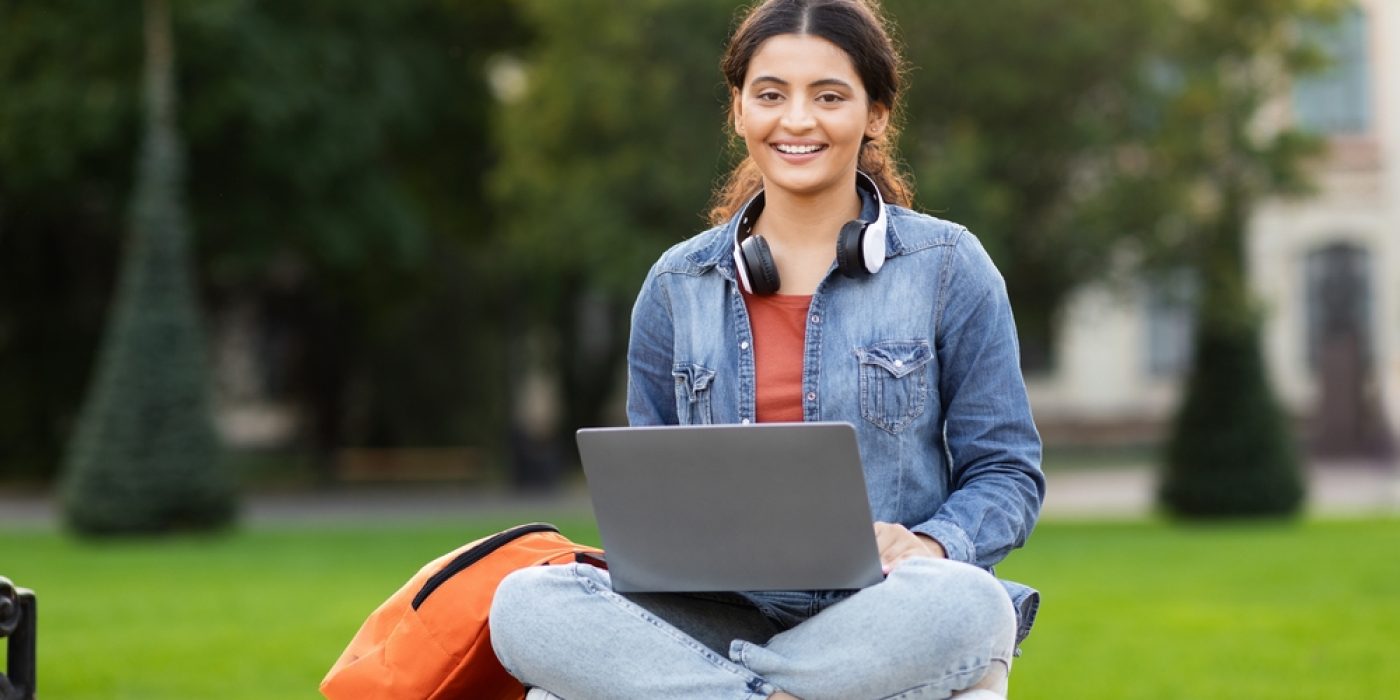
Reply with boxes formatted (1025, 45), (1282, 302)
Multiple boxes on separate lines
(490, 1), (1044, 698)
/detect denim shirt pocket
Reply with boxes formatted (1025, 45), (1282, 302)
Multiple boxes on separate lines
(855, 340), (933, 434)
(672, 363), (716, 425)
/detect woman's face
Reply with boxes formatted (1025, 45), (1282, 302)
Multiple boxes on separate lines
(733, 33), (888, 202)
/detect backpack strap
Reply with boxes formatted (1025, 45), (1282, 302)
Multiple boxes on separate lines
(574, 551), (607, 569)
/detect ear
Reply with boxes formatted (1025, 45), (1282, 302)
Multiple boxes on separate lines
(731, 88), (745, 135)
(865, 103), (890, 140)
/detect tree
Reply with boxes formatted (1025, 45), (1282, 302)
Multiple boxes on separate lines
(174, 0), (530, 478)
(60, 0), (236, 533)
(888, 0), (1172, 370)
(1156, 0), (1349, 518)
(491, 0), (739, 483)
(2, 1), (528, 483)
(0, 1), (142, 482)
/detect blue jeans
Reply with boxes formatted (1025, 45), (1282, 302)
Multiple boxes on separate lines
(490, 557), (1016, 699)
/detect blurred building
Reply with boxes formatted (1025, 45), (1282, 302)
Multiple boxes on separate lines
(1027, 0), (1398, 460)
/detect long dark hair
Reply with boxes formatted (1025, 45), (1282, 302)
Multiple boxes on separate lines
(708, 0), (913, 225)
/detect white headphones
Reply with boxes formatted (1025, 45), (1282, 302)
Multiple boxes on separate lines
(732, 171), (888, 295)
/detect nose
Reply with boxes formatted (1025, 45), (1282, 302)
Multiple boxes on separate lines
(780, 99), (816, 131)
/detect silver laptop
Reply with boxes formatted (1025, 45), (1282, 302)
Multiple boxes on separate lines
(576, 422), (884, 593)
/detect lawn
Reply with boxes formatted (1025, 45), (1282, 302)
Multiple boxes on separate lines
(2, 515), (1396, 699)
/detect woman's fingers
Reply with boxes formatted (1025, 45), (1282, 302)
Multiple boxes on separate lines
(873, 521), (946, 574)
(873, 521), (920, 572)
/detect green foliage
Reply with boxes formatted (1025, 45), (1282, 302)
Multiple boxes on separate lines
(491, 0), (739, 443)
(887, 0), (1171, 366)
(175, 0), (530, 459)
(60, 0), (235, 534)
(493, 0), (736, 303)
(0, 1), (142, 481)
(178, 0), (513, 279)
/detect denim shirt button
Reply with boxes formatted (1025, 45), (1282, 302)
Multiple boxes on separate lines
(806, 392), (816, 402)
(741, 418), (751, 424)
(894, 359), (904, 368)
(740, 341), (749, 350)
(810, 314), (821, 324)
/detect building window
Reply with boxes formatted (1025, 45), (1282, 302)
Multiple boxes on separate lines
(1143, 269), (1197, 378)
(1292, 8), (1371, 134)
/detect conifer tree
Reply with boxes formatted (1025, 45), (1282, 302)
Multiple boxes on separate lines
(60, 0), (235, 533)
(1159, 186), (1304, 516)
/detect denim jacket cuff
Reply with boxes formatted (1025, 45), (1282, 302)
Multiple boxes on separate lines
(998, 579), (1041, 646)
(913, 520), (975, 565)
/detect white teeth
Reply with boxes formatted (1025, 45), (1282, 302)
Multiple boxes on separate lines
(775, 144), (824, 154)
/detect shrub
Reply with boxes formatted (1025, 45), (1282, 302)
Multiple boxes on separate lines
(1159, 311), (1305, 517)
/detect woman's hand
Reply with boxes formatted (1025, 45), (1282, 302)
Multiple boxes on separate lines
(873, 521), (947, 574)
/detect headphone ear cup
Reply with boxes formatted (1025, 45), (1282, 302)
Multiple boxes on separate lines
(836, 220), (871, 279)
(739, 235), (781, 295)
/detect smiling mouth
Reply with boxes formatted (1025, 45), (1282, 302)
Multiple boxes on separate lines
(772, 143), (827, 155)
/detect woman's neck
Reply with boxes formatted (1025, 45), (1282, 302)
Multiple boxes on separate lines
(747, 176), (866, 295)
(754, 182), (863, 251)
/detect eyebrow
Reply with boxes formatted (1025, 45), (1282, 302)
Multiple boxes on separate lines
(749, 76), (855, 91)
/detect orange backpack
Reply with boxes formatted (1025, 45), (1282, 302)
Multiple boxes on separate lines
(321, 522), (604, 700)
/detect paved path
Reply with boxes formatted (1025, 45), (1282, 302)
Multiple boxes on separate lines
(3, 464), (1398, 528)
(1040, 462), (1400, 519)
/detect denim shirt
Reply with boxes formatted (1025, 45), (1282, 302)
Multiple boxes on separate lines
(625, 201), (1045, 643)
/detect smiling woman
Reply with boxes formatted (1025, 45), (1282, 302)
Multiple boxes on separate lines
(487, 2), (1045, 698)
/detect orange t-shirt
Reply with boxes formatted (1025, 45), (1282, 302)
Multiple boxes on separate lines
(742, 291), (812, 423)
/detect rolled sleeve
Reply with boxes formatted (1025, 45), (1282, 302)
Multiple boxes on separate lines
(913, 519), (976, 565)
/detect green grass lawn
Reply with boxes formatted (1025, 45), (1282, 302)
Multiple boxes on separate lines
(2, 515), (1397, 699)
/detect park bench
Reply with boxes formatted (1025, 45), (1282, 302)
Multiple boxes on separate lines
(0, 576), (36, 700)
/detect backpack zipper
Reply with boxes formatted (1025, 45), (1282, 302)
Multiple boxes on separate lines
(411, 522), (559, 610)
